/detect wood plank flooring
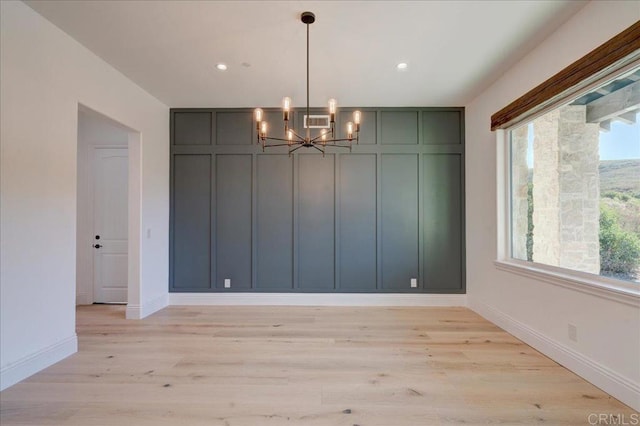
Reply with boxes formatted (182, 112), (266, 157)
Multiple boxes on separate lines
(0, 305), (635, 425)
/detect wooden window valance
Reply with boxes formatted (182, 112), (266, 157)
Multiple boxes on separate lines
(491, 20), (640, 131)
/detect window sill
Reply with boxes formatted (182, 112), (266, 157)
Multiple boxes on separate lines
(494, 259), (640, 307)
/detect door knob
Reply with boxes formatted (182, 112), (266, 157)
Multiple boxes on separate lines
(93, 244), (102, 249)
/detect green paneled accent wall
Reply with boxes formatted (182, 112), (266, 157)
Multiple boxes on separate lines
(170, 107), (465, 293)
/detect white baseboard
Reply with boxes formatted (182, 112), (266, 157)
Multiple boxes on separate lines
(169, 292), (467, 306)
(0, 335), (77, 391)
(126, 293), (169, 319)
(469, 299), (640, 411)
(76, 292), (91, 306)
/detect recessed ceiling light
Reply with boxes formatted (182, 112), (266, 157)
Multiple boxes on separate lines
(396, 62), (408, 70)
(216, 63), (228, 71)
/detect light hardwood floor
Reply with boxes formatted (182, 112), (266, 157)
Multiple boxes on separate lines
(0, 305), (636, 425)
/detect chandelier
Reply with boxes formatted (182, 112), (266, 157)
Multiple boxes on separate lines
(254, 11), (361, 155)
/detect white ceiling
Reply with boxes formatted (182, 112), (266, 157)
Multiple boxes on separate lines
(25, 0), (585, 108)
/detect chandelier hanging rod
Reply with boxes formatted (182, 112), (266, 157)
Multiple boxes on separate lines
(253, 11), (362, 156)
(305, 11), (310, 143)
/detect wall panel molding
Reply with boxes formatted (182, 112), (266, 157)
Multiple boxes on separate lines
(170, 107), (465, 294)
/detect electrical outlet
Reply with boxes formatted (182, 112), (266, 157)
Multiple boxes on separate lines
(410, 278), (417, 288)
(224, 279), (231, 289)
(146, 228), (152, 239)
(568, 323), (578, 342)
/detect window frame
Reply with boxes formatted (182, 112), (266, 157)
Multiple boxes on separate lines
(495, 59), (640, 303)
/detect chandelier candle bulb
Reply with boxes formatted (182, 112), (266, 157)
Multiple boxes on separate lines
(283, 97), (291, 122)
(260, 121), (267, 139)
(254, 108), (263, 140)
(347, 121), (354, 140)
(354, 110), (361, 131)
(254, 108), (263, 123)
(328, 98), (337, 123)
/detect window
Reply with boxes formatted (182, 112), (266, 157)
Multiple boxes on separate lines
(508, 66), (640, 284)
(491, 22), (640, 294)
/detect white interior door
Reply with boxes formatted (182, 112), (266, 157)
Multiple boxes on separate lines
(93, 148), (128, 303)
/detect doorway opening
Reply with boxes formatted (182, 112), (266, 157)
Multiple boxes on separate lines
(76, 105), (140, 307)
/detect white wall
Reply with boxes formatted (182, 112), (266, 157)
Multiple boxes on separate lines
(465, 0), (640, 410)
(0, 1), (169, 390)
(76, 108), (131, 305)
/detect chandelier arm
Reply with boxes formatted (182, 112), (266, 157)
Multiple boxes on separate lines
(287, 129), (307, 142)
(307, 132), (357, 144)
(261, 139), (292, 144)
(261, 142), (297, 147)
(310, 144), (325, 154)
(288, 144), (306, 154)
(261, 136), (299, 143)
(308, 132), (331, 143)
(322, 137), (356, 143)
(318, 143), (352, 148)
